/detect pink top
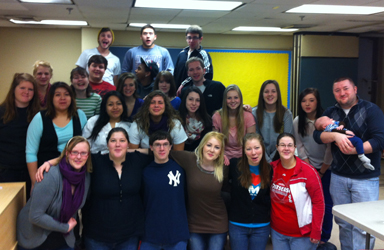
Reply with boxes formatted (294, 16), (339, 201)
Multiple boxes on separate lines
(212, 111), (255, 159)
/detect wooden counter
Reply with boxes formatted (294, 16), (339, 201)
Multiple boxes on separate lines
(0, 182), (26, 250)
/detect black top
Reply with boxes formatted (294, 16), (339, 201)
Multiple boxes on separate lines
(184, 123), (212, 152)
(181, 79), (225, 116)
(37, 110), (82, 167)
(228, 158), (271, 224)
(82, 152), (152, 243)
(0, 107), (29, 169)
(174, 46), (213, 88)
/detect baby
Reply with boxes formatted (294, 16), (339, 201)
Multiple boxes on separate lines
(315, 116), (374, 171)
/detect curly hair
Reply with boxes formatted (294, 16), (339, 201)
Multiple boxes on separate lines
(133, 90), (181, 135)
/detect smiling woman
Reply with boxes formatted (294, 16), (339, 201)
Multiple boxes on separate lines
(228, 133), (272, 250)
(169, 131), (228, 250)
(252, 80), (293, 163)
(70, 67), (102, 119)
(116, 72), (144, 122)
(82, 91), (130, 154)
(270, 133), (324, 250)
(213, 84), (256, 159)
(0, 73), (40, 197)
(17, 136), (91, 250)
(128, 90), (187, 150)
(26, 82), (87, 191)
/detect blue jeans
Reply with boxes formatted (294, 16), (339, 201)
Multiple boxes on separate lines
(140, 240), (187, 250)
(189, 232), (227, 250)
(321, 169), (333, 242)
(84, 236), (139, 250)
(271, 228), (316, 250)
(229, 223), (270, 250)
(330, 173), (379, 250)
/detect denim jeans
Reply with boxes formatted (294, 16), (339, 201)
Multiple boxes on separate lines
(189, 232), (227, 250)
(271, 228), (317, 250)
(140, 240), (187, 250)
(330, 173), (379, 250)
(84, 236), (139, 250)
(321, 169), (333, 242)
(228, 223), (270, 250)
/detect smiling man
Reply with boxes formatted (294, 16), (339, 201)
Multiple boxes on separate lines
(180, 57), (224, 116)
(76, 27), (121, 86)
(314, 77), (384, 250)
(87, 55), (116, 98)
(141, 131), (189, 250)
(122, 24), (174, 74)
(174, 25), (213, 89)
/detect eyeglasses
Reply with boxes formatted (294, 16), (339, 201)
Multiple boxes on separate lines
(278, 144), (295, 148)
(153, 143), (170, 148)
(69, 151), (89, 157)
(186, 36), (200, 41)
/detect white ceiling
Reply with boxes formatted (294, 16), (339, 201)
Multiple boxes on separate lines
(1, 0), (384, 35)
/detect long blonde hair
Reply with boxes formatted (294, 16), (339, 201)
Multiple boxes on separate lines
(195, 132), (226, 182)
(217, 84), (244, 145)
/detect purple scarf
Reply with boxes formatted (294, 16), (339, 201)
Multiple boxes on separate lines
(59, 157), (86, 224)
(148, 115), (169, 135)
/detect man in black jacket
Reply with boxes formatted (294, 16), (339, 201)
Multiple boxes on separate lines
(180, 57), (224, 116)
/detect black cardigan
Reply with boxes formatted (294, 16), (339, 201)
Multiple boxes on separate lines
(228, 158), (271, 224)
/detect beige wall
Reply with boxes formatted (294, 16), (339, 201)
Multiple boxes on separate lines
(0, 27), (81, 102)
(0, 27), (293, 103)
(300, 34), (359, 58)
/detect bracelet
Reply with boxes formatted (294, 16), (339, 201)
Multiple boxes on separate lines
(317, 169), (325, 175)
(45, 161), (52, 167)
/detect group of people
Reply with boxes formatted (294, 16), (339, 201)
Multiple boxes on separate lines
(0, 23), (383, 250)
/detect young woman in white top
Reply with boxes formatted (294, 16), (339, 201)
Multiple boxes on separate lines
(82, 91), (130, 154)
(128, 90), (187, 150)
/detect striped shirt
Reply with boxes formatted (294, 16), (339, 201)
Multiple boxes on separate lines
(76, 93), (102, 119)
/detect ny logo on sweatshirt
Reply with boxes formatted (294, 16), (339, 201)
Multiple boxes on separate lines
(168, 170), (181, 187)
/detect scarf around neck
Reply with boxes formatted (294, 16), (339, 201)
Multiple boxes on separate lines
(148, 115), (169, 135)
(59, 157), (86, 225)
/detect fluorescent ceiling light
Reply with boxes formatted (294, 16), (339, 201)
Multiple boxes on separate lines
(19, 0), (72, 3)
(134, 0), (243, 11)
(130, 23), (190, 29)
(233, 26), (298, 32)
(10, 19), (87, 26)
(286, 4), (384, 15)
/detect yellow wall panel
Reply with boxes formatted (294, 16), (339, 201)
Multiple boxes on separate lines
(208, 50), (291, 108)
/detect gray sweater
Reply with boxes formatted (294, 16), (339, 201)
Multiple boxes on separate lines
(252, 107), (293, 163)
(17, 166), (90, 249)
